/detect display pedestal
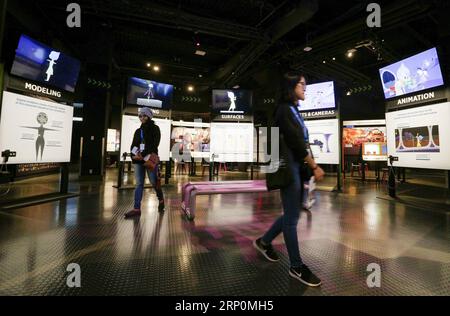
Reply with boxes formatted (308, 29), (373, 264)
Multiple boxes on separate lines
(0, 163), (79, 211)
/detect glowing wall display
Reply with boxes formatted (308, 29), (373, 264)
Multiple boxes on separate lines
(298, 81), (336, 111)
(171, 124), (210, 159)
(11, 35), (81, 92)
(107, 129), (120, 152)
(210, 123), (254, 162)
(304, 119), (340, 165)
(386, 102), (450, 170)
(120, 115), (171, 162)
(127, 77), (173, 109)
(379, 47), (444, 99)
(0, 91), (74, 164)
(362, 142), (388, 161)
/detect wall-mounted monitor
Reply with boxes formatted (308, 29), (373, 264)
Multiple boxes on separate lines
(10, 35), (81, 93)
(379, 47), (444, 100)
(386, 102), (450, 170)
(298, 81), (335, 111)
(362, 142), (388, 161)
(127, 77), (174, 109)
(211, 90), (253, 115)
(0, 91), (74, 164)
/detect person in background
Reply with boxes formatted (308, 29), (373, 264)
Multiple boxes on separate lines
(254, 72), (325, 287)
(125, 107), (165, 218)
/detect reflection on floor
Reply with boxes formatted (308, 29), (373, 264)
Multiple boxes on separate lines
(0, 169), (449, 296)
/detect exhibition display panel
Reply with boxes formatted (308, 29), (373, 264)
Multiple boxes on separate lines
(386, 102), (450, 170)
(210, 122), (254, 163)
(120, 114), (171, 162)
(304, 119), (340, 165)
(171, 121), (210, 159)
(107, 129), (120, 153)
(342, 122), (387, 159)
(0, 91), (74, 164)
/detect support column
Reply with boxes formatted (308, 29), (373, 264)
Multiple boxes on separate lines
(79, 63), (109, 180)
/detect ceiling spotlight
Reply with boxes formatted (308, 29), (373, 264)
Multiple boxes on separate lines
(332, 57), (336, 61)
(347, 49), (356, 58)
(187, 85), (194, 92)
(146, 62), (151, 67)
(347, 91), (352, 96)
(153, 65), (160, 72)
(195, 49), (206, 56)
(304, 46), (313, 52)
(323, 60), (326, 64)
(199, 74), (203, 78)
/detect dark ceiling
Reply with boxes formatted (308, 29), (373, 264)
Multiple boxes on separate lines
(3, 0), (450, 97)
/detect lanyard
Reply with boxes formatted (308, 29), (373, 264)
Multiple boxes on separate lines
(140, 128), (144, 144)
(289, 106), (309, 143)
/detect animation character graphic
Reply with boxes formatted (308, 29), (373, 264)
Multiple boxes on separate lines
(394, 63), (415, 96)
(416, 133), (423, 147)
(45, 51), (61, 82)
(144, 83), (155, 100)
(22, 113), (59, 161)
(227, 91), (237, 112)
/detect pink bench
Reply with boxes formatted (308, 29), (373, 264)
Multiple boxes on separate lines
(181, 180), (269, 220)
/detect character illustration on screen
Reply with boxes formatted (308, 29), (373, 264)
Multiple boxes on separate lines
(144, 83), (155, 100)
(383, 54), (441, 98)
(227, 91), (237, 112)
(395, 125), (440, 153)
(21, 112), (59, 161)
(45, 51), (60, 82)
(416, 133), (423, 147)
(416, 58), (439, 89)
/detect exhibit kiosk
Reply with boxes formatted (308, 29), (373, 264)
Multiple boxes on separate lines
(342, 119), (388, 181)
(115, 76), (173, 189)
(380, 47), (450, 197)
(298, 81), (342, 191)
(210, 89), (255, 180)
(0, 34), (80, 209)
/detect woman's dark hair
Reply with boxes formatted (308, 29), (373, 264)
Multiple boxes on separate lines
(280, 71), (306, 103)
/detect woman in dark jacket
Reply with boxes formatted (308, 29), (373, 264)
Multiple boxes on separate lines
(125, 107), (165, 218)
(254, 72), (325, 287)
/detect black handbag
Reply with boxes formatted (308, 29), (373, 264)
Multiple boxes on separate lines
(265, 134), (294, 191)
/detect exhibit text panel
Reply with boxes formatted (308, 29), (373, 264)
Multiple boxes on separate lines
(386, 102), (450, 170)
(0, 91), (74, 164)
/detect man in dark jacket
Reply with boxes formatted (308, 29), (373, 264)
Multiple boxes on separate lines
(125, 107), (165, 218)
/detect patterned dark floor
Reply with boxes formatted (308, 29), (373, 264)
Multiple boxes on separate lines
(0, 169), (449, 296)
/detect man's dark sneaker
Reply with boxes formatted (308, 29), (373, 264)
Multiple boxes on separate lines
(289, 265), (322, 287)
(253, 238), (280, 262)
(158, 200), (165, 212)
(124, 209), (141, 218)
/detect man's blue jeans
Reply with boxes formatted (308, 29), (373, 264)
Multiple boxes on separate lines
(134, 163), (164, 210)
(262, 151), (304, 268)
